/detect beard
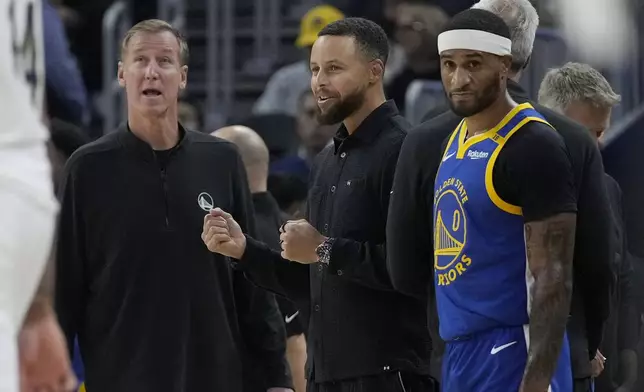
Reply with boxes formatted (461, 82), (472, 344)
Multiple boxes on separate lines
(315, 87), (366, 125)
(448, 73), (502, 117)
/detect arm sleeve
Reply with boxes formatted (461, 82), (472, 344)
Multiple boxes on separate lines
(230, 153), (292, 389)
(386, 130), (443, 300)
(574, 143), (614, 354)
(326, 139), (405, 292)
(502, 125), (577, 221)
(618, 252), (640, 351)
(614, 183), (641, 351)
(54, 157), (86, 354)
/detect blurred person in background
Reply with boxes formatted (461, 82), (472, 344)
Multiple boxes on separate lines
(295, 90), (337, 163)
(539, 62), (640, 392)
(55, 19), (292, 392)
(47, 118), (90, 191)
(43, 0), (90, 128)
(213, 125), (308, 392)
(204, 17), (435, 392)
(267, 174), (309, 219)
(253, 5), (344, 117)
(388, 0), (614, 388)
(386, 1), (447, 114)
(2, 0), (77, 391)
(178, 100), (201, 131)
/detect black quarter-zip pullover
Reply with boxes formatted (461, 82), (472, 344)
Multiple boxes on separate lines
(55, 124), (291, 392)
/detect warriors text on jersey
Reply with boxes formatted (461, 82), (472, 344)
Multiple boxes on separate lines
(433, 103), (573, 392)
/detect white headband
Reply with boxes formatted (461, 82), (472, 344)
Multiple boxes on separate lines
(437, 29), (512, 56)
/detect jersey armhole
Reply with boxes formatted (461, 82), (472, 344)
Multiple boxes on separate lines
(484, 117), (553, 216)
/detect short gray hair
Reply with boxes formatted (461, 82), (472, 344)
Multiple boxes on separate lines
(538, 62), (621, 112)
(471, 0), (539, 71)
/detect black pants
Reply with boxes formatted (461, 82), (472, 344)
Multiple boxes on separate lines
(573, 377), (592, 392)
(307, 372), (437, 392)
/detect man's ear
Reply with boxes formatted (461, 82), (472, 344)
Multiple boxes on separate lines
(179, 65), (188, 90)
(501, 55), (513, 77)
(117, 61), (125, 88)
(369, 59), (385, 85)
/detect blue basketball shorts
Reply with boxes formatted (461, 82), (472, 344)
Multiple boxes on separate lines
(441, 326), (572, 392)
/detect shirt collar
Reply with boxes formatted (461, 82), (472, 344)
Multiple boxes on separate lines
(507, 80), (530, 103)
(333, 100), (399, 153)
(117, 122), (188, 162)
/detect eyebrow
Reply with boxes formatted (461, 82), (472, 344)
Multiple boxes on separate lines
(131, 47), (176, 55)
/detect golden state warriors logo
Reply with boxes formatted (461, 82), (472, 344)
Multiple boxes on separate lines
(434, 177), (472, 286)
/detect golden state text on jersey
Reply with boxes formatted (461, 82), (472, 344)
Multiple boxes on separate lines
(433, 103), (553, 341)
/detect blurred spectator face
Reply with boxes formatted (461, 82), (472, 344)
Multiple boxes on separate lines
(178, 101), (200, 130)
(310, 35), (370, 125)
(564, 101), (612, 142)
(394, 4), (447, 59)
(441, 50), (508, 117)
(118, 29), (188, 117)
(297, 92), (337, 152)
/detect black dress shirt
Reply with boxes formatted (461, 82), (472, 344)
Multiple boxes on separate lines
(236, 101), (432, 383)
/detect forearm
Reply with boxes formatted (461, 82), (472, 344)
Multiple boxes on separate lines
(23, 249), (56, 326)
(522, 213), (575, 391)
(522, 269), (572, 389)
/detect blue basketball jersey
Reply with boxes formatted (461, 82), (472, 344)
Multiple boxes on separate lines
(433, 103), (552, 341)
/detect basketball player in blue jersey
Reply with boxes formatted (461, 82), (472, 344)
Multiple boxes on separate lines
(433, 9), (577, 392)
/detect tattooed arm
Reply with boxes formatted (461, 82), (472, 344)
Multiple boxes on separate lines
(520, 213), (576, 392)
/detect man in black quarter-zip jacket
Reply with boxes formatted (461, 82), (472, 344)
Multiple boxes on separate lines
(55, 19), (292, 392)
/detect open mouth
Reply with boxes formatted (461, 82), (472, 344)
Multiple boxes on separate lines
(142, 88), (162, 97)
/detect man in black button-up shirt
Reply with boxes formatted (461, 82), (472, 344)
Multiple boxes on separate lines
(203, 18), (434, 392)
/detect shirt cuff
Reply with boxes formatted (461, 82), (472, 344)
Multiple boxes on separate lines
(326, 237), (358, 275)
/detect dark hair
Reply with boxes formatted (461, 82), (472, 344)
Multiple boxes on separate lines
(441, 8), (511, 40)
(318, 17), (389, 65)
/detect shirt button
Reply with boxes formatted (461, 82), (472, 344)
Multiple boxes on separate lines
(314, 305), (320, 312)
(318, 264), (324, 272)
(337, 269), (343, 276)
(324, 223), (329, 231)
(331, 186), (336, 193)
(346, 180), (351, 186)
(340, 152), (347, 158)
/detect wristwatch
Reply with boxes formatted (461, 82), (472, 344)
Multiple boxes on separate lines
(315, 237), (335, 265)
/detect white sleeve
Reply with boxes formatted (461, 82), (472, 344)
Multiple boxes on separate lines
(0, 0), (58, 338)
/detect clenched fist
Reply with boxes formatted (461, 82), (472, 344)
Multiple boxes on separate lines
(279, 220), (326, 264)
(202, 208), (246, 259)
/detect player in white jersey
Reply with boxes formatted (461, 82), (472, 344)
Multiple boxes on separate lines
(0, 0), (75, 391)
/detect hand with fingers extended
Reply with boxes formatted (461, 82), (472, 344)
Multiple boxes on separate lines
(202, 208), (247, 259)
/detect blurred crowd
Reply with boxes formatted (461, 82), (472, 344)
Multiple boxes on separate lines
(39, 1), (644, 392)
